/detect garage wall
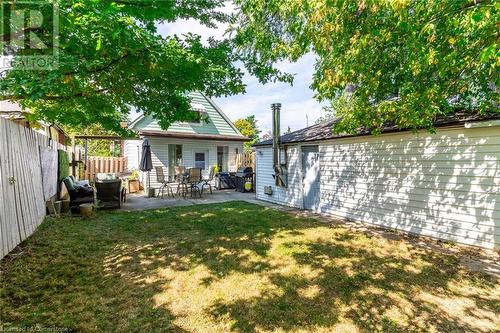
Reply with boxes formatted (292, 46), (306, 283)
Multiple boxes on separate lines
(255, 125), (500, 249)
(255, 145), (303, 209)
(318, 126), (499, 249)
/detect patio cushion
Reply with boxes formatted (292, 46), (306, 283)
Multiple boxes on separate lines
(69, 175), (90, 187)
(63, 177), (76, 192)
(96, 173), (117, 180)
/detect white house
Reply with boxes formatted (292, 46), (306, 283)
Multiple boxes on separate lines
(254, 111), (500, 249)
(124, 92), (248, 191)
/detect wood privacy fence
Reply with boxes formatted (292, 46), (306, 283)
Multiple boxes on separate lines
(85, 156), (127, 180)
(235, 151), (255, 170)
(0, 118), (66, 259)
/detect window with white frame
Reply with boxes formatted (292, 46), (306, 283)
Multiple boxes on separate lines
(194, 151), (208, 170)
(187, 103), (206, 125)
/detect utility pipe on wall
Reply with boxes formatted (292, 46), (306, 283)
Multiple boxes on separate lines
(272, 103), (287, 187)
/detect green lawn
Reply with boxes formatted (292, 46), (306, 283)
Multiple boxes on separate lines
(1, 202), (498, 333)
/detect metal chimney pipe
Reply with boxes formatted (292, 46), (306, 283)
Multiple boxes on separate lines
(272, 103), (281, 186)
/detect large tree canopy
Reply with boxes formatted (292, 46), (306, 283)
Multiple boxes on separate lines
(0, 0), (254, 133)
(233, 0), (499, 133)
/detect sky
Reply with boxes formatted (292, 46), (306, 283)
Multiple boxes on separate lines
(157, 18), (326, 135)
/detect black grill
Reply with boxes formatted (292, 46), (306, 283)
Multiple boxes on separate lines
(234, 167), (254, 192)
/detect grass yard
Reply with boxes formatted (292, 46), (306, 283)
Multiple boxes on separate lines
(1, 202), (498, 333)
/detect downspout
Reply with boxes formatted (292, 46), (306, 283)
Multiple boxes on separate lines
(48, 123), (54, 147)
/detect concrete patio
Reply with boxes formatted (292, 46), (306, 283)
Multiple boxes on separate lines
(122, 189), (261, 211)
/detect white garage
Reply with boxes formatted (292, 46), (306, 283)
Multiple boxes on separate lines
(254, 113), (500, 249)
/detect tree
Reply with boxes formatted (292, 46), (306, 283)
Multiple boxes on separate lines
(64, 124), (123, 157)
(234, 115), (260, 150)
(0, 0), (252, 133)
(233, 0), (499, 133)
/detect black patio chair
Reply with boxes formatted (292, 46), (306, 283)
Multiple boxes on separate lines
(62, 176), (94, 210)
(95, 179), (123, 209)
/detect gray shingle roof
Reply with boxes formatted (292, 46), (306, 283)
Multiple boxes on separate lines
(254, 111), (500, 147)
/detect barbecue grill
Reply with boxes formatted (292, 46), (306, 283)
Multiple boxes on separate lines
(215, 172), (235, 189)
(234, 166), (254, 192)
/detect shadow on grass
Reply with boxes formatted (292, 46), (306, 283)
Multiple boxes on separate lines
(208, 235), (497, 332)
(1, 201), (498, 332)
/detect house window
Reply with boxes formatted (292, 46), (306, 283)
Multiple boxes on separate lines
(187, 111), (202, 124)
(194, 151), (207, 170)
(168, 144), (182, 180)
(187, 103), (206, 124)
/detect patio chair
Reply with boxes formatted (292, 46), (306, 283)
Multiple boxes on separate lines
(155, 166), (172, 198)
(174, 166), (189, 198)
(95, 179), (123, 209)
(201, 166), (216, 195)
(187, 167), (202, 198)
(62, 176), (94, 210)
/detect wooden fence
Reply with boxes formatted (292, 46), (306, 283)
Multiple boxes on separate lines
(0, 118), (60, 259)
(235, 151), (255, 170)
(84, 156), (127, 180)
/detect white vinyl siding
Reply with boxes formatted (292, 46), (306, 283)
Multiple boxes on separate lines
(255, 145), (303, 209)
(132, 92), (242, 137)
(126, 137), (243, 191)
(124, 140), (142, 170)
(255, 125), (500, 249)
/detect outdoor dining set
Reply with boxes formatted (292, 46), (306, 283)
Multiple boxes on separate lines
(154, 166), (215, 199)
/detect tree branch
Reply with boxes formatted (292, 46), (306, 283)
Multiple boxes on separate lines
(0, 88), (110, 102)
(63, 52), (131, 76)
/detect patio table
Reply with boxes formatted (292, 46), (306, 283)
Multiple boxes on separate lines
(176, 172), (190, 198)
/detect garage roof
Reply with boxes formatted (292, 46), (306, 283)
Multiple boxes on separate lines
(254, 111), (500, 147)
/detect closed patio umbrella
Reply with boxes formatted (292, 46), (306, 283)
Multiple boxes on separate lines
(139, 139), (153, 196)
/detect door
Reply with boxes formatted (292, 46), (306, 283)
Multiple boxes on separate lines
(302, 145), (320, 210)
(217, 146), (228, 172)
(168, 144), (183, 181)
